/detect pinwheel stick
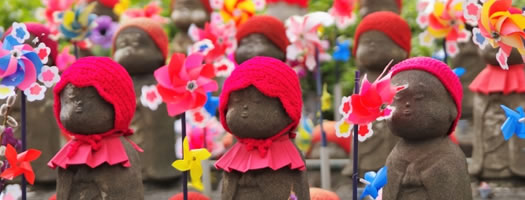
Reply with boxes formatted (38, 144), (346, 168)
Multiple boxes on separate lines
(442, 40), (448, 64)
(352, 70), (360, 200)
(334, 61), (342, 121)
(179, 113), (188, 200)
(20, 92), (27, 200)
(202, 128), (212, 197)
(74, 43), (79, 59)
(315, 48), (331, 190)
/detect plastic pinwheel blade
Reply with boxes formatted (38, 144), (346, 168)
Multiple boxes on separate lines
(500, 105), (524, 140)
(373, 166), (388, 189)
(501, 119), (516, 141)
(360, 184), (378, 200)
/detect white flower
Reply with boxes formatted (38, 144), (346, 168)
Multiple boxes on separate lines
(187, 108), (211, 128)
(23, 83), (46, 102)
(0, 86), (16, 99)
(213, 57), (234, 77)
(10, 22), (29, 44)
(335, 119), (351, 138)
(34, 42), (51, 64)
(38, 65), (60, 87)
(191, 39), (215, 55)
(140, 85), (163, 111)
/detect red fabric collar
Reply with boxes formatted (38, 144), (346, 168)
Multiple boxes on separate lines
(235, 123), (296, 157)
(67, 129), (133, 158)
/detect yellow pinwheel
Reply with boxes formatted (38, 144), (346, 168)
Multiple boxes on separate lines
(172, 137), (211, 191)
(321, 84), (332, 112)
(220, 0), (256, 27)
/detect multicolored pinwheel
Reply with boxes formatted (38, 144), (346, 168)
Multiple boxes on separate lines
(56, 2), (97, 42)
(500, 105), (525, 141)
(360, 166), (388, 200)
(296, 117), (313, 153)
(154, 53), (218, 116)
(37, 0), (76, 39)
(172, 137), (211, 191)
(465, 0), (525, 69)
(211, 0), (265, 27)
(417, 0), (470, 57)
(329, 0), (356, 30)
(0, 144), (42, 185)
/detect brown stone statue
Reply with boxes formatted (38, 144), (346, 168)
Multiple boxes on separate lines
(215, 57), (310, 200)
(265, 0), (308, 22)
(88, 0), (119, 21)
(170, 0), (211, 53)
(468, 46), (525, 179)
(112, 18), (179, 181)
(359, 0), (401, 18)
(48, 57), (143, 200)
(342, 11), (410, 176)
(383, 57), (471, 200)
(234, 15), (288, 65)
(449, 29), (486, 157)
(2, 23), (61, 183)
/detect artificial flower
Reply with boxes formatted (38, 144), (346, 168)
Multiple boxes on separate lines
(122, 1), (168, 24)
(187, 108), (212, 127)
(190, 39), (215, 56)
(9, 23), (29, 44)
(23, 83), (46, 102)
(360, 166), (388, 200)
(0, 86), (15, 100)
(417, 0), (470, 57)
(34, 43), (51, 65)
(335, 119), (351, 138)
(154, 53), (218, 116)
(329, 0), (356, 30)
(213, 57), (235, 77)
(57, 2), (97, 42)
(466, 0), (525, 69)
(0, 31), (44, 91)
(321, 84), (332, 111)
(56, 46), (76, 72)
(140, 85), (163, 111)
(332, 39), (351, 62)
(89, 16), (118, 49)
(37, 65), (60, 88)
(0, 144), (41, 185)
(113, 0), (130, 16)
(172, 137), (211, 191)
(286, 12), (334, 71)
(500, 105), (525, 140)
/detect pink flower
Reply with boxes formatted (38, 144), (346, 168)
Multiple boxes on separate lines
(23, 83), (46, 102)
(329, 0), (356, 29)
(154, 53), (218, 116)
(56, 46), (75, 72)
(37, 65), (60, 88)
(140, 85), (163, 111)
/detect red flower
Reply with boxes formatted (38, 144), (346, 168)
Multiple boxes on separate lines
(0, 144), (42, 185)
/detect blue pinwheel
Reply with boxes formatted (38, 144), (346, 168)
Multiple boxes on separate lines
(453, 67), (466, 77)
(500, 105), (525, 141)
(57, 3), (97, 42)
(360, 166), (388, 200)
(0, 31), (43, 91)
(333, 40), (351, 62)
(203, 92), (219, 117)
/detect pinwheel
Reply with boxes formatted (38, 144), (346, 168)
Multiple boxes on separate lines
(321, 84), (332, 111)
(0, 30), (44, 91)
(215, 0), (265, 27)
(56, 2), (97, 42)
(500, 105), (525, 140)
(360, 166), (388, 200)
(203, 92), (219, 117)
(296, 117), (313, 153)
(329, 0), (356, 30)
(453, 67), (466, 77)
(332, 39), (351, 62)
(38, 0), (76, 38)
(417, 0), (470, 57)
(172, 137), (211, 191)
(465, 0), (525, 69)
(286, 12), (334, 71)
(154, 53), (218, 116)
(0, 144), (42, 185)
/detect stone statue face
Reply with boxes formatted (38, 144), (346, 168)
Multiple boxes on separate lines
(60, 84), (115, 135)
(388, 70), (457, 140)
(235, 34), (286, 64)
(226, 86), (292, 139)
(359, 0), (400, 18)
(480, 46), (524, 66)
(171, 0), (208, 30)
(113, 27), (165, 75)
(356, 31), (408, 72)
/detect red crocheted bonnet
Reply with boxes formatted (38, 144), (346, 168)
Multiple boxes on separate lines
(3, 23), (58, 64)
(53, 56), (136, 136)
(390, 57), (462, 135)
(219, 56), (302, 134)
(353, 11), (411, 56)
(236, 15), (290, 53)
(170, 192), (210, 200)
(266, 0), (308, 8)
(112, 18), (169, 59)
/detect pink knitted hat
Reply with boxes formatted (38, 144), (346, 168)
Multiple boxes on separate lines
(53, 56), (136, 136)
(390, 57), (462, 135)
(219, 56), (302, 133)
(3, 23), (58, 64)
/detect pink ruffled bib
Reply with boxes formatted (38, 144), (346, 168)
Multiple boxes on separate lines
(215, 125), (306, 173)
(469, 64), (525, 95)
(48, 129), (143, 169)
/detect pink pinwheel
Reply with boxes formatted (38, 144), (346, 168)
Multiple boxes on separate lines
(0, 144), (42, 185)
(122, 2), (168, 24)
(329, 0), (356, 30)
(467, 0), (525, 69)
(286, 12), (334, 71)
(154, 53), (218, 116)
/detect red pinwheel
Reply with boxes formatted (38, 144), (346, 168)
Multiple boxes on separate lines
(0, 144), (42, 185)
(154, 53), (218, 116)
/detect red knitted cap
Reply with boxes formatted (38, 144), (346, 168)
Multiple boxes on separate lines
(3, 22), (58, 64)
(219, 56), (302, 133)
(88, 0), (119, 8)
(266, 0), (308, 8)
(112, 18), (169, 59)
(53, 57), (136, 136)
(390, 57), (462, 135)
(236, 15), (290, 53)
(353, 11), (411, 56)
(310, 121), (351, 154)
